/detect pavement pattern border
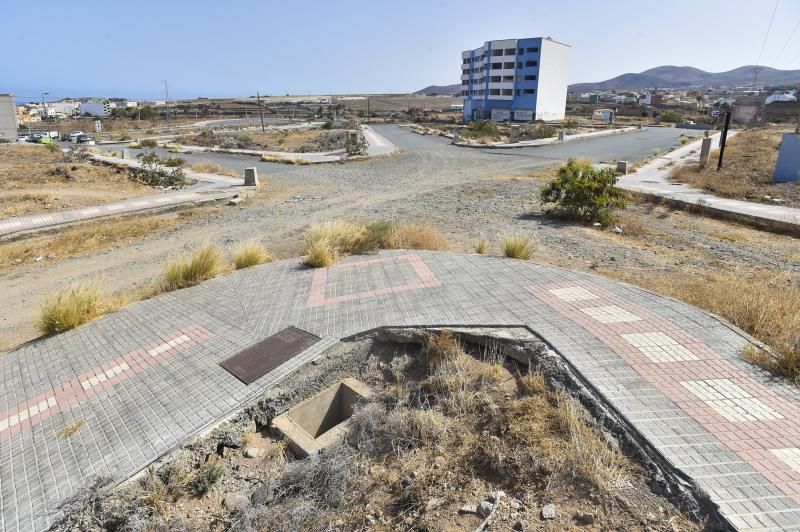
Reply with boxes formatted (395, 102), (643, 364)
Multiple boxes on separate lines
(2, 251), (800, 530)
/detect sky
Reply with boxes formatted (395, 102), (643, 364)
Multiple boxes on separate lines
(3, 0), (800, 100)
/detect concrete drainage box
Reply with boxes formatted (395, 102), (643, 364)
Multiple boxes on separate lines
(271, 378), (372, 457)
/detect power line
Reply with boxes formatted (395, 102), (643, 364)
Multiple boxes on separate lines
(773, 16), (800, 63)
(756, 0), (780, 66)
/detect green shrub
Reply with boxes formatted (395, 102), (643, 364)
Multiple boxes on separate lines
(659, 110), (683, 123)
(540, 158), (626, 224)
(139, 139), (158, 149)
(322, 119), (333, 129)
(163, 157), (186, 167)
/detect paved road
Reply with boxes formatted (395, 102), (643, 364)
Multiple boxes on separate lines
(91, 124), (692, 180)
(1, 251), (799, 530)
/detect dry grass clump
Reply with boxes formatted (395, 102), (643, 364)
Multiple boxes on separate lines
(190, 160), (222, 173)
(474, 238), (488, 254)
(612, 269), (800, 384)
(37, 281), (125, 335)
(163, 243), (224, 290)
(233, 241), (272, 269)
(392, 223), (448, 250)
(611, 210), (648, 237)
(0, 214), (190, 270)
(302, 220), (449, 267)
(501, 234), (536, 260)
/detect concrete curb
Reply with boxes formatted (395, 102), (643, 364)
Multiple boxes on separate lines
(452, 125), (640, 149)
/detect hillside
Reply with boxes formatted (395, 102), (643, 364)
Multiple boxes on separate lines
(415, 84), (461, 96)
(569, 65), (800, 91)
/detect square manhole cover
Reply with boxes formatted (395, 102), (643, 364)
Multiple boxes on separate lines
(221, 326), (321, 385)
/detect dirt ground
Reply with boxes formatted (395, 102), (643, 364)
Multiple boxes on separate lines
(670, 128), (800, 207)
(0, 144), (152, 218)
(178, 128), (349, 153)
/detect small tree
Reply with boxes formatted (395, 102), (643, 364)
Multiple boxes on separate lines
(540, 158), (626, 224)
(659, 109), (683, 123)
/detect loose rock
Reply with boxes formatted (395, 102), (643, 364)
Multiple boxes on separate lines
(541, 503), (556, 519)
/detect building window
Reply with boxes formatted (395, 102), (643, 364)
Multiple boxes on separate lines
(490, 76), (501, 82)
(504, 48), (516, 55)
(526, 47), (539, 53)
(525, 60), (538, 67)
(502, 76), (514, 82)
(518, 48), (524, 55)
(523, 89), (536, 94)
(492, 49), (503, 56)
(491, 62), (501, 69)
(490, 89), (501, 95)
(502, 89), (513, 96)
(503, 62), (515, 69)
(524, 75), (537, 81)
(516, 89), (521, 96)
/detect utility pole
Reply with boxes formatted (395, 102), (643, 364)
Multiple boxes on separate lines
(717, 111), (731, 171)
(256, 92), (266, 132)
(161, 80), (170, 120)
(751, 67), (764, 90)
(41, 91), (49, 118)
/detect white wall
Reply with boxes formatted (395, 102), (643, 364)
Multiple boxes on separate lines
(535, 38), (571, 120)
(79, 102), (108, 117)
(0, 95), (18, 141)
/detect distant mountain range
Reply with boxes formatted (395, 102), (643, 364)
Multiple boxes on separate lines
(416, 65), (800, 96)
(568, 65), (800, 91)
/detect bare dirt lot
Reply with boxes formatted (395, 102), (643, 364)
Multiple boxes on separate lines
(1, 126), (797, 354)
(178, 128), (349, 153)
(0, 144), (152, 218)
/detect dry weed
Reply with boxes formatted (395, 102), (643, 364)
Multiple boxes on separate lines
(37, 281), (121, 335)
(233, 241), (272, 269)
(501, 234), (536, 260)
(163, 243), (224, 290)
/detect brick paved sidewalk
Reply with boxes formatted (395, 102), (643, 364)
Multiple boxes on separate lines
(2, 251), (799, 530)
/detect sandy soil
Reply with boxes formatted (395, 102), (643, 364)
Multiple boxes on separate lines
(0, 144), (153, 218)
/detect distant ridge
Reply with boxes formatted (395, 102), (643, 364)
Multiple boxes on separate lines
(568, 65), (800, 91)
(414, 84), (461, 96)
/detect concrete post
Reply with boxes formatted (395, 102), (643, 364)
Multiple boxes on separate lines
(698, 137), (713, 168)
(346, 130), (359, 155)
(704, 130), (710, 138)
(451, 127), (460, 145)
(558, 131), (565, 141)
(121, 148), (130, 160)
(244, 167), (259, 186)
(616, 161), (629, 175)
(509, 125), (520, 144)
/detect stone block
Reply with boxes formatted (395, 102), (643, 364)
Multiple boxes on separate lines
(698, 137), (713, 168)
(558, 131), (565, 141)
(121, 148), (130, 160)
(244, 167), (258, 186)
(346, 130), (360, 155)
(616, 160), (629, 175)
(509, 125), (521, 143)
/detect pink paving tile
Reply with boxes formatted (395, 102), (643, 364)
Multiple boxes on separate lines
(306, 253), (442, 308)
(528, 280), (800, 503)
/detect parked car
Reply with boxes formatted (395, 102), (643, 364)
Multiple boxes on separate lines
(76, 134), (95, 145)
(17, 133), (31, 143)
(67, 131), (84, 142)
(31, 134), (52, 144)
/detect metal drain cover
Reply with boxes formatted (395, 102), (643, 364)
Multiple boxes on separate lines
(221, 326), (321, 384)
